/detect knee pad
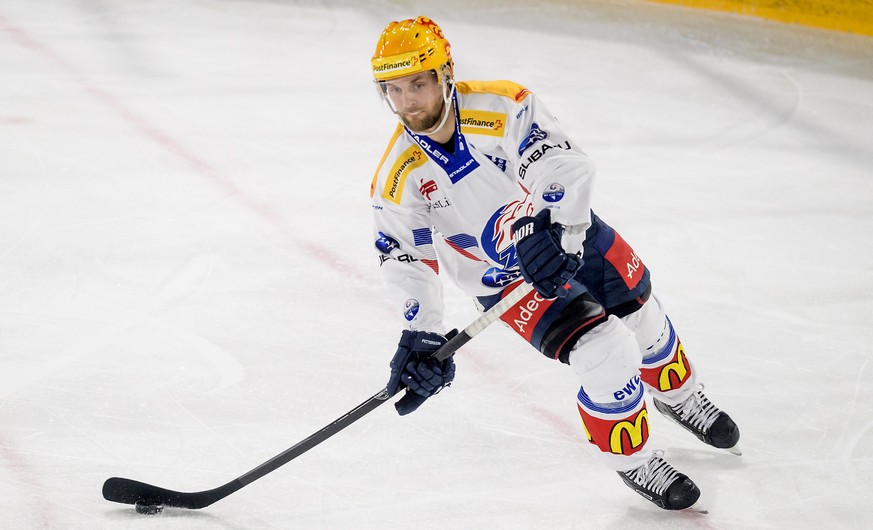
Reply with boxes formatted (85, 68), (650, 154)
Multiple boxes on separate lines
(621, 293), (668, 356)
(567, 315), (642, 403)
(540, 291), (607, 364)
(477, 281), (606, 364)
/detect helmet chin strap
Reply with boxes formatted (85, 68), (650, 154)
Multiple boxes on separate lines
(406, 78), (456, 137)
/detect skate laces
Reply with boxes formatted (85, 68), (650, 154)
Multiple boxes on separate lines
(673, 384), (721, 433)
(623, 450), (680, 495)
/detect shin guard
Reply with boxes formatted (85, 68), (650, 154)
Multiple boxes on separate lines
(622, 295), (698, 405)
(638, 315), (697, 406)
(576, 380), (652, 471)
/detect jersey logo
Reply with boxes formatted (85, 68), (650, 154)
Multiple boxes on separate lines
(482, 267), (521, 288)
(382, 146), (426, 204)
(517, 122), (548, 156)
(375, 232), (400, 254)
(419, 179), (438, 200)
(459, 110), (507, 137)
(482, 200), (533, 269)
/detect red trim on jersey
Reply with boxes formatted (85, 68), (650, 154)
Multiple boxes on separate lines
(445, 239), (487, 262)
(421, 259), (440, 274)
(514, 88), (532, 102)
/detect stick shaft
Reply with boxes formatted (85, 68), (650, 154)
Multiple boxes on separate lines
(103, 281), (534, 509)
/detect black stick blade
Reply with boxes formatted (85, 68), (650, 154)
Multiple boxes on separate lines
(102, 476), (239, 510)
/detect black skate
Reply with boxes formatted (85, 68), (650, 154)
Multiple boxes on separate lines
(617, 451), (701, 510)
(653, 384), (741, 455)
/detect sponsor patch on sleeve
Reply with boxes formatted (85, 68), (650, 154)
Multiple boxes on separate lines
(382, 145), (426, 204)
(542, 183), (565, 202)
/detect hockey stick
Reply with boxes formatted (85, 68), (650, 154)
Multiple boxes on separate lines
(102, 281), (534, 511)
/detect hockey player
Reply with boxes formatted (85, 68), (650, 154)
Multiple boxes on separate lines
(369, 16), (740, 511)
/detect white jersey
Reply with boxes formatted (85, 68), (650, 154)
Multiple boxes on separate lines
(370, 80), (596, 331)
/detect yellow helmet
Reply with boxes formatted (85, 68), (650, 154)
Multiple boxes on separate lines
(371, 16), (453, 83)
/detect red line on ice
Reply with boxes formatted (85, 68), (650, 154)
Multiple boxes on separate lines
(0, 12), (361, 280)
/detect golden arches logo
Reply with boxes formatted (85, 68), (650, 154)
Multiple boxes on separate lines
(658, 342), (691, 392)
(609, 409), (649, 455)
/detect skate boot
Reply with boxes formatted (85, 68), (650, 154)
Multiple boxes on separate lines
(653, 384), (740, 454)
(617, 450), (700, 510)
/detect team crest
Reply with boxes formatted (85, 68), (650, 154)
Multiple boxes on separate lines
(481, 200), (533, 270)
(419, 179), (438, 200)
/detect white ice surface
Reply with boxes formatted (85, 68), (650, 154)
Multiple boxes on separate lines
(1, 0), (872, 528)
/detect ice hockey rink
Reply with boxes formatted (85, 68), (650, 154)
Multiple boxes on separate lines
(2, 0), (871, 528)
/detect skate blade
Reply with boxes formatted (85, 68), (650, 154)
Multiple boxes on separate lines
(724, 444), (742, 456)
(687, 503), (709, 514)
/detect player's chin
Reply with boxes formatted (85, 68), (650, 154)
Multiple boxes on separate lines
(405, 116), (438, 133)
(401, 115), (423, 129)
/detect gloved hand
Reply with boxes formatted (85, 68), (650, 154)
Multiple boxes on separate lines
(512, 208), (581, 299)
(387, 329), (457, 415)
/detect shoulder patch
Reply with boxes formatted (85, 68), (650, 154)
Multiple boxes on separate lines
(457, 80), (532, 103)
(382, 144), (427, 204)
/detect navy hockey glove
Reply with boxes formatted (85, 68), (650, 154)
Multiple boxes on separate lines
(387, 329), (457, 416)
(512, 208), (581, 299)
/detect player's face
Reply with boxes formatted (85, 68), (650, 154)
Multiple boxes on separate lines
(382, 71), (446, 132)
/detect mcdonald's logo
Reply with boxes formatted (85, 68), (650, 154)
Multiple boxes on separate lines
(609, 409), (649, 455)
(658, 342), (691, 392)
